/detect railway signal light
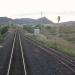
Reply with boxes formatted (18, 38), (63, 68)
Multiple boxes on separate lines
(57, 16), (60, 23)
(55, 16), (61, 48)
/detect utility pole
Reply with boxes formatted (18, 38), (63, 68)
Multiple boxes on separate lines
(57, 16), (60, 37)
(58, 16), (60, 23)
(55, 16), (61, 49)
(41, 11), (43, 18)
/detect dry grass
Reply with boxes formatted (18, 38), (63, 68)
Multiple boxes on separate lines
(23, 27), (75, 57)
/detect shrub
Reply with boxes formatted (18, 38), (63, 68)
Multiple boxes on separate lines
(0, 26), (9, 35)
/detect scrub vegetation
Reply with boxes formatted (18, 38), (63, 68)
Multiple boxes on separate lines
(23, 25), (75, 57)
(0, 25), (9, 42)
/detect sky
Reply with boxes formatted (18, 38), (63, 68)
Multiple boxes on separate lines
(0, 0), (75, 22)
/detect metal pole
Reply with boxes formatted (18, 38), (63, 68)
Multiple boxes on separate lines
(57, 16), (60, 37)
(55, 16), (60, 49)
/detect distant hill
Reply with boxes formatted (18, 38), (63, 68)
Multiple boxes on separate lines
(13, 17), (54, 25)
(13, 18), (37, 25)
(60, 21), (75, 26)
(37, 17), (54, 24)
(0, 17), (54, 25)
(0, 17), (12, 25)
(0, 17), (75, 26)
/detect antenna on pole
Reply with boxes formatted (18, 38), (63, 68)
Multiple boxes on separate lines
(41, 11), (43, 18)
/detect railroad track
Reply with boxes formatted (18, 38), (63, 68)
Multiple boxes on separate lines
(23, 34), (75, 73)
(6, 31), (27, 75)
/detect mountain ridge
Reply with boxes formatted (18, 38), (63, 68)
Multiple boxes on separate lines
(0, 17), (75, 26)
(0, 17), (54, 25)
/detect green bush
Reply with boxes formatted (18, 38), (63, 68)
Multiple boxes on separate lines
(0, 26), (9, 35)
(23, 25), (33, 33)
